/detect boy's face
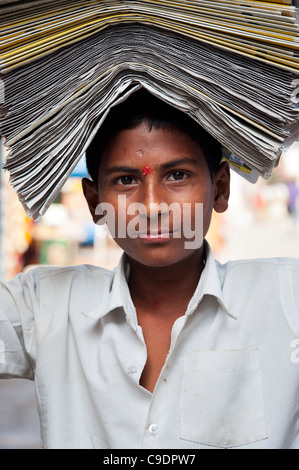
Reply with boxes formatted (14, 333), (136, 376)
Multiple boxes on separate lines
(82, 122), (230, 268)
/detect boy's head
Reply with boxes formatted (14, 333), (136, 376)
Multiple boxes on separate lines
(82, 88), (230, 268)
(86, 89), (223, 186)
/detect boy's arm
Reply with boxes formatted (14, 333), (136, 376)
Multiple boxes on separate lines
(0, 271), (39, 380)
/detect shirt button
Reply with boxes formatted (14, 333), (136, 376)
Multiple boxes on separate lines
(149, 423), (159, 435)
(127, 365), (137, 375)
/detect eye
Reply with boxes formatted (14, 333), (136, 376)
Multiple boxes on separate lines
(114, 175), (138, 185)
(167, 171), (189, 181)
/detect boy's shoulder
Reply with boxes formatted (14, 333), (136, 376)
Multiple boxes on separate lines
(215, 255), (299, 292)
(22, 263), (116, 289)
(27, 263), (114, 279)
(216, 255), (299, 275)
(217, 256), (299, 269)
(215, 256), (299, 333)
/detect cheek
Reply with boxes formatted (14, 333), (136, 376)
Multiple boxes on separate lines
(185, 194), (214, 236)
(113, 198), (144, 239)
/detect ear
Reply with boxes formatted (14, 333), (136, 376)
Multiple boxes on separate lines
(213, 161), (230, 213)
(81, 177), (101, 224)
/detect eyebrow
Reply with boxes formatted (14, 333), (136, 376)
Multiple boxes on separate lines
(161, 157), (200, 170)
(104, 166), (143, 176)
(104, 157), (200, 175)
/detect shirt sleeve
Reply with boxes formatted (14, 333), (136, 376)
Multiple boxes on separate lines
(0, 270), (40, 379)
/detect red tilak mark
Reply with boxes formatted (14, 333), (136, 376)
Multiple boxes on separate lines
(142, 165), (153, 176)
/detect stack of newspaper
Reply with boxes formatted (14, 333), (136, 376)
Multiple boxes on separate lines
(0, 0), (298, 219)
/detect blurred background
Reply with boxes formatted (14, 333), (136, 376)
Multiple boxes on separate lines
(0, 139), (299, 449)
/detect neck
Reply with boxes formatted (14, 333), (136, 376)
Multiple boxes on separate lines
(127, 246), (206, 314)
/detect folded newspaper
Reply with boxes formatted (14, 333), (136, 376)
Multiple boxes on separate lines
(0, 0), (298, 219)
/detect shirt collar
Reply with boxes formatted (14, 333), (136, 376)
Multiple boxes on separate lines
(185, 242), (236, 320)
(82, 253), (139, 327)
(82, 241), (236, 323)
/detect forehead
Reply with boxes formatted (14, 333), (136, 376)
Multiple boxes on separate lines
(100, 122), (207, 168)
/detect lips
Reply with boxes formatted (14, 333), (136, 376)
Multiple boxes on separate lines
(136, 229), (183, 243)
(139, 232), (172, 239)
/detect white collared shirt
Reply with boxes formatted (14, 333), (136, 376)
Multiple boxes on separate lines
(0, 242), (299, 449)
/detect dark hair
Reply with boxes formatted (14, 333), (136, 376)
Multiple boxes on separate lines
(86, 89), (222, 185)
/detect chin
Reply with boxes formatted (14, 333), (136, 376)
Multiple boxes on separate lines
(127, 248), (200, 269)
(115, 236), (203, 267)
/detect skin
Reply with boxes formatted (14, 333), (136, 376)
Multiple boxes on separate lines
(82, 121), (230, 392)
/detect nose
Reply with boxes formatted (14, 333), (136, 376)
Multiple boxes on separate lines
(141, 178), (168, 220)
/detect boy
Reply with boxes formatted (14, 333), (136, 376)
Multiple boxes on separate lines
(0, 89), (299, 449)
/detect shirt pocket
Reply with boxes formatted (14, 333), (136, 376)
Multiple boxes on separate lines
(180, 348), (268, 448)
